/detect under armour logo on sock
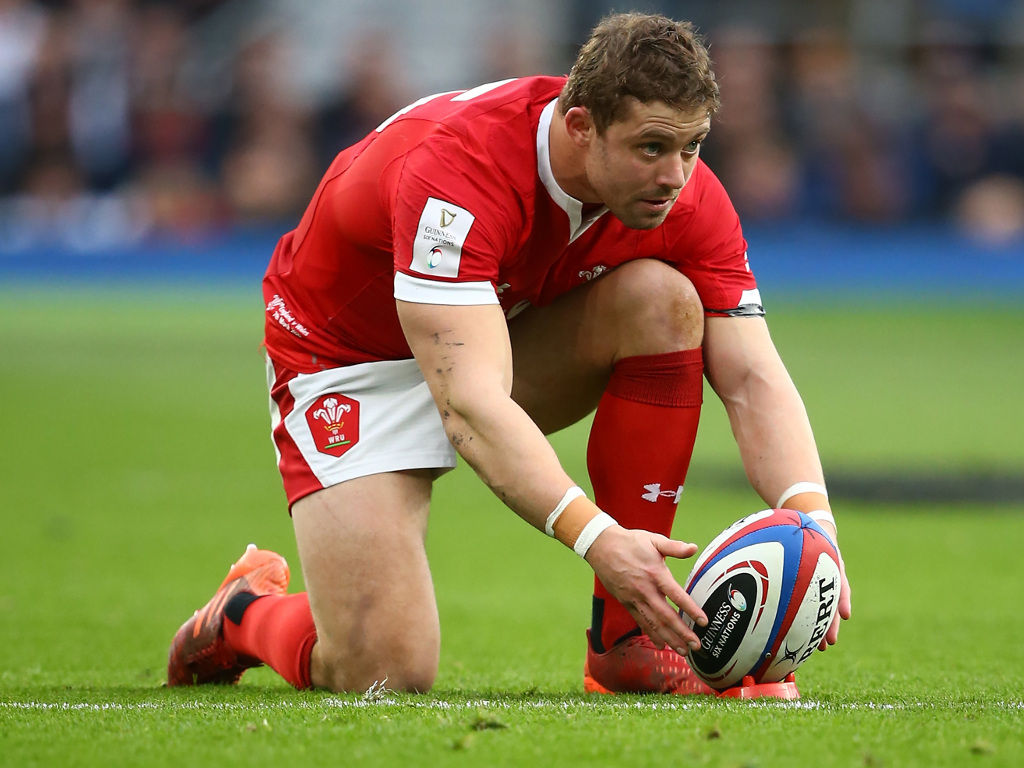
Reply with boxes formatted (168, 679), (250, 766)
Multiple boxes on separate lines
(641, 483), (684, 503)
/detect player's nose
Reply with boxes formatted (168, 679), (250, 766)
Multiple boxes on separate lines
(655, 153), (687, 191)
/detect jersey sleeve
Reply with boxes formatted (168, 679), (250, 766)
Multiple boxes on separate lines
(662, 162), (764, 318)
(389, 135), (518, 307)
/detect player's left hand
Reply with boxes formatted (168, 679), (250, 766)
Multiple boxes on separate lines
(816, 520), (851, 650)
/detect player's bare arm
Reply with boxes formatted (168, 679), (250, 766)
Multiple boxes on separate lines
(702, 314), (853, 646)
(396, 298), (708, 654)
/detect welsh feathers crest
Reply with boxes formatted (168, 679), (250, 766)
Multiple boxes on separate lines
(306, 393), (360, 458)
(313, 397), (352, 431)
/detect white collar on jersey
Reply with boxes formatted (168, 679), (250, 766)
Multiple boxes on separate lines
(537, 98), (608, 244)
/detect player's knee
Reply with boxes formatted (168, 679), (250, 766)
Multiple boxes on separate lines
(330, 663), (436, 695)
(604, 259), (704, 354)
(316, 636), (438, 694)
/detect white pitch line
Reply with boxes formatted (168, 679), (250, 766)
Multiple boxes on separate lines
(2, 699), (1023, 714)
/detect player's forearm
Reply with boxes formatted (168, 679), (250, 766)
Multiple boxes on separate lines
(704, 316), (829, 516)
(396, 300), (580, 532)
(442, 380), (578, 528)
(722, 367), (826, 512)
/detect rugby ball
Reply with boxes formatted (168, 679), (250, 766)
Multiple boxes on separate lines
(682, 509), (841, 690)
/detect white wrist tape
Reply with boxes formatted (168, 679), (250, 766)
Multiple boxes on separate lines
(807, 509), (837, 528)
(777, 481), (829, 510)
(545, 485), (587, 537)
(573, 512), (617, 558)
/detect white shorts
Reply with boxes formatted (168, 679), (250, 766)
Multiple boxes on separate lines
(266, 356), (457, 506)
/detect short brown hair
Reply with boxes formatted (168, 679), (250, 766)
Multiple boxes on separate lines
(558, 12), (720, 133)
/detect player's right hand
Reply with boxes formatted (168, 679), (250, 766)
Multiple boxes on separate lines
(583, 525), (708, 657)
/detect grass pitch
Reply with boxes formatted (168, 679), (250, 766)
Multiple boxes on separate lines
(1, 286), (1022, 767)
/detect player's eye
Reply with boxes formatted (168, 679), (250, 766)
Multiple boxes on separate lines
(683, 137), (704, 155)
(640, 142), (663, 157)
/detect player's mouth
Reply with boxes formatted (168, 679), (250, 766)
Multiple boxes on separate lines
(638, 196), (676, 213)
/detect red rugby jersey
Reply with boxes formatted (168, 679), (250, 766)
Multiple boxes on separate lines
(263, 76), (761, 372)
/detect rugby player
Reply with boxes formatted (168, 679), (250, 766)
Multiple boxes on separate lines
(168, 12), (851, 695)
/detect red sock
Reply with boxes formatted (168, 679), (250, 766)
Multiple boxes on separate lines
(223, 593), (318, 689)
(586, 348), (703, 652)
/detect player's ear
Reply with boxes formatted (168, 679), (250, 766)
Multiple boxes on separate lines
(563, 106), (596, 148)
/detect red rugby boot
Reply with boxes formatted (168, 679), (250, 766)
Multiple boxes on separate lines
(583, 630), (717, 696)
(167, 544), (290, 686)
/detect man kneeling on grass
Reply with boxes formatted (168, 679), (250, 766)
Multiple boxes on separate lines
(167, 11), (850, 695)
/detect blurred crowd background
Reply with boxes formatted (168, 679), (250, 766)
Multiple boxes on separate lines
(2, 0), (1024, 251)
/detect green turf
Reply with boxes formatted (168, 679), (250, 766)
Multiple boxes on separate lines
(1, 287), (1022, 767)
